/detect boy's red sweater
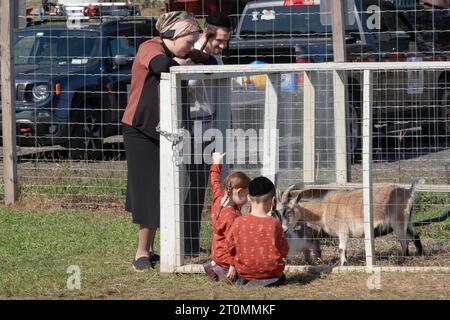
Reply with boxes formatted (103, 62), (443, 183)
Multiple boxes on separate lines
(226, 214), (289, 280)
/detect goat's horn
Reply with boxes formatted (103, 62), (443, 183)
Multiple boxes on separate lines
(281, 184), (298, 206)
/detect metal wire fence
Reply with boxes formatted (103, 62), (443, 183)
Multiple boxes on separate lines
(0, 1), (449, 272)
(159, 62), (450, 272)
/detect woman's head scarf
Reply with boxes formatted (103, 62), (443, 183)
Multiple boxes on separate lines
(156, 11), (201, 39)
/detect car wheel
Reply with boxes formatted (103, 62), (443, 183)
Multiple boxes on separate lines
(69, 108), (103, 160)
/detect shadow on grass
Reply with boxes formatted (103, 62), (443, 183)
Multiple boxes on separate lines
(17, 143), (126, 162)
(285, 272), (323, 286)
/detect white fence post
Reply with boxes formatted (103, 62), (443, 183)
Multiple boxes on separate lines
(331, 0), (349, 184)
(262, 74), (279, 184)
(333, 70), (349, 184)
(303, 71), (316, 183)
(363, 69), (375, 272)
(160, 73), (184, 273)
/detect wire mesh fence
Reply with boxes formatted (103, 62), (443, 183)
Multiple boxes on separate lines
(159, 63), (450, 272)
(0, 1), (449, 273)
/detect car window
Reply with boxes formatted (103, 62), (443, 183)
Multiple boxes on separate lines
(14, 30), (99, 66)
(108, 36), (137, 57)
(363, 3), (412, 42)
(15, 36), (36, 65)
(239, 5), (358, 37)
(377, 10), (411, 44)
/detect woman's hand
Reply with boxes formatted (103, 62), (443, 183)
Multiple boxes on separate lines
(212, 152), (226, 165)
(173, 57), (193, 65)
(226, 265), (237, 281)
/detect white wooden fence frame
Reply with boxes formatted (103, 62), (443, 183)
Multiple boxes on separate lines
(159, 61), (450, 274)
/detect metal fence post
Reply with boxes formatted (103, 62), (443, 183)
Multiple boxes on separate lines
(333, 70), (349, 184)
(363, 69), (375, 272)
(331, 0), (350, 184)
(261, 74), (279, 184)
(1, 0), (19, 204)
(17, 0), (27, 29)
(303, 71), (316, 183)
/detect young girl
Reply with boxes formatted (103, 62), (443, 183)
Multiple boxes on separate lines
(203, 152), (251, 282)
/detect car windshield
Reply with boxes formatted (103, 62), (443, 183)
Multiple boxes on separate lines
(14, 30), (99, 66)
(239, 5), (359, 37)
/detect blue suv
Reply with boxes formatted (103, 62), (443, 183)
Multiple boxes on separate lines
(4, 17), (157, 159)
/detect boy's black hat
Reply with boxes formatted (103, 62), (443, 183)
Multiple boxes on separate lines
(249, 176), (275, 197)
(205, 11), (232, 29)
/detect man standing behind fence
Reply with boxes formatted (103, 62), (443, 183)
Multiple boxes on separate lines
(184, 12), (233, 257)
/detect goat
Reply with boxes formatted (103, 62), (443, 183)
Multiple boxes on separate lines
(274, 189), (322, 264)
(284, 224), (322, 264)
(278, 180), (424, 266)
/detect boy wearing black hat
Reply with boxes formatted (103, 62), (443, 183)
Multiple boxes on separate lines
(189, 11), (232, 123)
(225, 177), (289, 287)
(198, 11), (232, 63)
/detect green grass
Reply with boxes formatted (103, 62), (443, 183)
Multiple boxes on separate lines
(414, 192), (450, 239)
(14, 160), (127, 205)
(0, 207), (137, 298)
(19, 175), (127, 199)
(1, 206), (450, 300)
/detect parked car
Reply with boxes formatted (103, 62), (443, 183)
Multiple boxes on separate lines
(224, 0), (450, 157)
(85, 3), (141, 17)
(386, 1), (450, 50)
(55, 1), (141, 18)
(1, 17), (157, 159)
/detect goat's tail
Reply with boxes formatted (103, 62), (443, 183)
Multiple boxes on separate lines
(409, 178), (424, 195)
(404, 178), (424, 220)
(413, 208), (450, 227)
(406, 179), (450, 227)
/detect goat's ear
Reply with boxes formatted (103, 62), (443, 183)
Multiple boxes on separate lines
(292, 204), (309, 221)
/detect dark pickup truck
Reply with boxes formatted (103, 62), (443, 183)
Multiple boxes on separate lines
(224, 0), (450, 156)
(225, 0), (443, 64)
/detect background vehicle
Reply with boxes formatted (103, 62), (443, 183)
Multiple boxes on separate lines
(55, 1), (141, 17)
(1, 17), (157, 159)
(225, 0), (450, 159)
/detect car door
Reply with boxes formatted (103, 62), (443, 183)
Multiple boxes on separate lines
(364, 2), (434, 123)
(103, 29), (138, 137)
